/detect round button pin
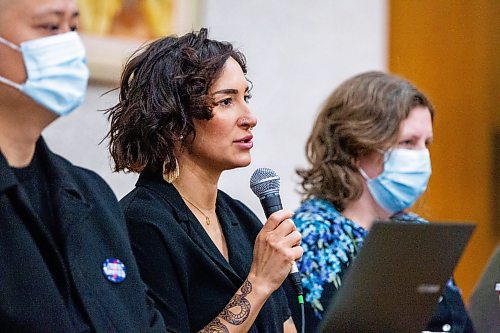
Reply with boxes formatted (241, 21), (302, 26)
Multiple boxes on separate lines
(102, 258), (127, 283)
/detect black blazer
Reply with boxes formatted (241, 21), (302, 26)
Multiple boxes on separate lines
(0, 139), (165, 332)
(121, 170), (291, 333)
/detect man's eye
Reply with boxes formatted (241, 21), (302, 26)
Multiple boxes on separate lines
(38, 24), (60, 33)
(46, 24), (60, 31)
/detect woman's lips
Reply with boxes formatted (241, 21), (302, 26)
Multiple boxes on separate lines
(234, 135), (254, 149)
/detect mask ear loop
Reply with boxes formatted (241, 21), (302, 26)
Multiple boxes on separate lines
(0, 76), (22, 90)
(0, 36), (23, 90)
(0, 36), (21, 51)
(374, 147), (391, 163)
(359, 147), (387, 181)
(359, 168), (371, 181)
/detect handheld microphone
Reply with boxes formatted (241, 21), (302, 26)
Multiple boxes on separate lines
(250, 168), (304, 301)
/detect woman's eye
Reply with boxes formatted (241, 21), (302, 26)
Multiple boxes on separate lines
(70, 25), (78, 32)
(244, 94), (252, 103)
(399, 140), (413, 147)
(218, 98), (232, 107)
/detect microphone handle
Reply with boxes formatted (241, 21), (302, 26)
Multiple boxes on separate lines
(260, 193), (303, 297)
(260, 193), (283, 219)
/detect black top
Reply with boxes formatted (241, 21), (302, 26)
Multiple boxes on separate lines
(121, 170), (291, 333)
(12, 148), (54, 231)
(0, 138), (165, 332)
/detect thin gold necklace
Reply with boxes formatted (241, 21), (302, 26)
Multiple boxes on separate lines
(181, 195), (213, 225)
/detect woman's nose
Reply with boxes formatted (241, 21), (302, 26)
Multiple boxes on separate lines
(239, 115), (257, 129)
(240, 105), (257, 129)
(247, 113), (257, 129)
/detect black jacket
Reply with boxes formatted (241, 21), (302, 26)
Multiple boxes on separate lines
(121, 170), (291, 333)
(0, 138), (165, 332)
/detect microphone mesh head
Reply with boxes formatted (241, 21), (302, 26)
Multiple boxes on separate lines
(250, 168), (280, 199)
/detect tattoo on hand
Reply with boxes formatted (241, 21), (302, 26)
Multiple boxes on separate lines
(200, 280), (253, 332)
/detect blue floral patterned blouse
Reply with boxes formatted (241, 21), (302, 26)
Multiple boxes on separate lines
(295, 198), (365, 315)
(291, 198), (474, 333)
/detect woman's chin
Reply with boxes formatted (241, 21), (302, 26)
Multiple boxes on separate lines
(226, 158), (252, 171)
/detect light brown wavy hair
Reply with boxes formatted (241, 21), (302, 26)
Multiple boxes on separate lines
(297, 71), (434, 211)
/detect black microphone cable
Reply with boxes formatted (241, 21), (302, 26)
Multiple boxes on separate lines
(250, 168), (305, 333)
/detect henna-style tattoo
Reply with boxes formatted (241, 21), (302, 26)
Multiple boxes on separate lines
(199, 280), (253, 332)
(219, 279), (252, 324)
(199, 318), (229, 333)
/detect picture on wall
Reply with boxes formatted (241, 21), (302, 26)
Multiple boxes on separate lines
(77, 0), (202, 82)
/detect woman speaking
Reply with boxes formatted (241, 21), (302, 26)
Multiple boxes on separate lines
(106, 28), (302, 333)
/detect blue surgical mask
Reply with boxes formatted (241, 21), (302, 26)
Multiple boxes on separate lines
(0, 31), (89, 116)
(359, 148), (432, 214)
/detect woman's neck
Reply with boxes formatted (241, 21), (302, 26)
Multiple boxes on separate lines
(342, 186), (390, 231)
(172, 155), (220, 210)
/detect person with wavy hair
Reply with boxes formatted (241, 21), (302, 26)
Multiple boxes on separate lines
(106, 28), (302, 333)
(287, 71), (474, 332)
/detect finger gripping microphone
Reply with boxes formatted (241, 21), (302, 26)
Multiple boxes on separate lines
(250, 168), (304, 301)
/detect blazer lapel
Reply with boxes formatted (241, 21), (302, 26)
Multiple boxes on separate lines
(39, 139), (93, 236)
(51, 187), (92, 236)
(187, 207), (242, 281)
(216, 196), (255, 280)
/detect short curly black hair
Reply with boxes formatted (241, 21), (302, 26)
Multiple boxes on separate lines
(105, 28), (247, 173)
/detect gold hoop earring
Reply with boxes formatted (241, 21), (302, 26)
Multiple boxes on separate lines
(163, 158), (179, 183)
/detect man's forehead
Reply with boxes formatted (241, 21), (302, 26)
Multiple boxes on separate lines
(0, 0), (14, 11)
(0, 0), (78, 16)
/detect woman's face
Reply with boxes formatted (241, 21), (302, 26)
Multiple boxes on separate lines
(359, 106), (433, 178)
(185, 57), (257, 174)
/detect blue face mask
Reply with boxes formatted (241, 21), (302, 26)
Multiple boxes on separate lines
(360, 148), (432, 214)
(0, 31), (89, 116)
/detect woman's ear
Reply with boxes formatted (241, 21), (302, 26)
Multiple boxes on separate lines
(358, 150), (385, 179)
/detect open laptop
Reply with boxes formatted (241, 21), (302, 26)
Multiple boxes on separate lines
(468, 245), (500, 333)
(318, 221), (475, 333)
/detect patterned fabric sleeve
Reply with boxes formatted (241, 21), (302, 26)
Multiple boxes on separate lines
(294, 199), (366, 318)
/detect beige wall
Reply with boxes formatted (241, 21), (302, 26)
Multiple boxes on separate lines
(389, 0), (500, 300)
(45, 0), (389, 219)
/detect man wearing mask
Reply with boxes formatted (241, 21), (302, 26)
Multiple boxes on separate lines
(0, 0), (165, 331)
